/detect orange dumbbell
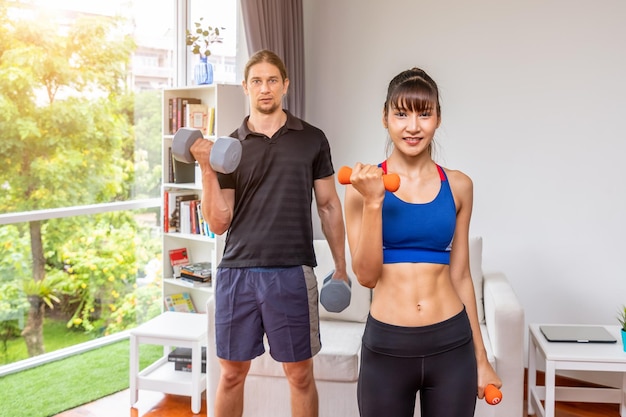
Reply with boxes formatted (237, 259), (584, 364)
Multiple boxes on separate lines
(337, 166), (400, 192)
(484, 384), (502, 405)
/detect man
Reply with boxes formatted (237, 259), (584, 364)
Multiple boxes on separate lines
(191, 49), (348, 417)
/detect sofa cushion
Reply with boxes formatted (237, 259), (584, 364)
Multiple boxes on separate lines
(315, 320), (364, 381)
(248, 320), (365, 382)
(313, 240), (371, 323)
(469, 236), (485, 324)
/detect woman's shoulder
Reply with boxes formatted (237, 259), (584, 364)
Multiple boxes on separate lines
(439, 165), (473, 192)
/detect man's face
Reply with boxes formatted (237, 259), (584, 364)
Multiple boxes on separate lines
(243, 62), (289, 115)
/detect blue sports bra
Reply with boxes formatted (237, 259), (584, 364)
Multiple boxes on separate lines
(381, 161), (456, 265)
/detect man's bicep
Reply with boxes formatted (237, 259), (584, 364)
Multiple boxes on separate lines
(313, 175), (338, 207)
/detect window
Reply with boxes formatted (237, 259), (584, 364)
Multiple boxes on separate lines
(190, 0), (241, 84)
(0, 0), (242, 369)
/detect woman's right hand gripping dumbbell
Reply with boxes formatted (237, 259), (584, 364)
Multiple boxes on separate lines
(338, 163), (400, 201)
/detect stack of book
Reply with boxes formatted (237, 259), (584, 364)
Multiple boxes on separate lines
(179, 261), (212, 287)
(168, 346), (207, 373)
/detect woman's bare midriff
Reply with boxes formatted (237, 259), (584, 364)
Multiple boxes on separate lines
(369, 262), (464, 327)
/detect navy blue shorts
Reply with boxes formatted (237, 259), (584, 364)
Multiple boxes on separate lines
(214, 266), (321, 362)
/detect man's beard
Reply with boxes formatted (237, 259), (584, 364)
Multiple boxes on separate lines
(255, 101), (281, 115)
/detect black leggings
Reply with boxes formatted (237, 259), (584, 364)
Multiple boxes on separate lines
(357, 309), (478, 417)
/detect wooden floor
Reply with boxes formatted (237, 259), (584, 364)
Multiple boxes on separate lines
(54, 389), (207, 417)
(54, 383), (620, 417)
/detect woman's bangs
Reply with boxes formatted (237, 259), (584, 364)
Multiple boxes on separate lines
(390, 82), (437, 114)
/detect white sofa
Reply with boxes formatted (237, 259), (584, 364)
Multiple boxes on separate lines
(205, 237), (525, 417)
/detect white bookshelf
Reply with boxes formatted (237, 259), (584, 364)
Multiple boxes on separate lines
(161, 84), (246, 312)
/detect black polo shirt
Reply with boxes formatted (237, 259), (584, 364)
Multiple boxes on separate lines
(217, 110), (335, 268)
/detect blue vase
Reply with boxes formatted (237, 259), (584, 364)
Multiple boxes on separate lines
(622, 329), (626, 352)
(194, 56), (213, 85)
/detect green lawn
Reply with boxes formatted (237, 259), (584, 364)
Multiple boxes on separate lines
(0, 339), (162, 417)
(0, 318), (163, 416)
(1, 318), (95, 365)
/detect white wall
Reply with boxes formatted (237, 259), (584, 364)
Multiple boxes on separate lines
(303, 0), (626, 374)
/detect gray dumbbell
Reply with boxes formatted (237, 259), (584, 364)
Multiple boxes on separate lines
(320, 270), (352, 313)
(172, 127), (241, 174)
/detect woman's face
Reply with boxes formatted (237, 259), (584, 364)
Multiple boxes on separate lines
(384, 100), (440, 157)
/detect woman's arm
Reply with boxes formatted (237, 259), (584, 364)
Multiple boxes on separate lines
(447, 169), (502, 398)
(344, 164), (386, 288)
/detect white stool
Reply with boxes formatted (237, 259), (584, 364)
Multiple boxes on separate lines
(129, 311), (207, 413)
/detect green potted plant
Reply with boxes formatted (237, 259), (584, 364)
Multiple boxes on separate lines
(185, 18), (224, 85)
(618, 305), (626, 351)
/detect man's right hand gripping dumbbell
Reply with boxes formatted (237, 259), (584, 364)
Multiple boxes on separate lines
(171, 127), (242, 174)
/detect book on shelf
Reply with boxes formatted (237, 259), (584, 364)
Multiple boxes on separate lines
(168, 98), (174, 134)
(190, 199), (200, 234)
(196, 202), (215, 238)
(208, 107), (215, 136)
(179, 276), (212, 287)
(169, 97), (203, 134)
(179, 200), (192, 234)
(190, 199), (204, 235)
(163, 189), (174, 233)
(168, 346), (207, 373)
(171, 97), (202, 133)
(180, 261), (212, 282)
(176, 198), (209, 236)
(185, 103), (209, 136)
(169, 248), (190, 266)
(166, 191), (198, 233)
(168, 346), (207, 362)
(166, 146), (175, 184)
(179, 199), (201, 235)
(179, 274), (211, 284)
(164, 292), (196, 313)
(196, 201), (209, 236)
(163, 188), (169, 233)
(170, 97), (179, 134)
(172, 155), (195, 184)
(179, 97), (202, 131)
(174, 361), (206, 373)
(168, 248), (190, 277)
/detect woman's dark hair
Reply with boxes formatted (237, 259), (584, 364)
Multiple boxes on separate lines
(384, 68), (441, 157)
(384, 67), (441, 119)
(244, 49), (288, 82)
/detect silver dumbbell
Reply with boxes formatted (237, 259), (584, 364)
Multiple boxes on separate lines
(172, 127), (241, 174)
(320, 270), (352, 313)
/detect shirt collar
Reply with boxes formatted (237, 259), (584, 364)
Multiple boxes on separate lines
(237, 110), (303, 141)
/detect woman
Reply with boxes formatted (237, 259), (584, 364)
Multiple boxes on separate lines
(344, 67), (501, 417)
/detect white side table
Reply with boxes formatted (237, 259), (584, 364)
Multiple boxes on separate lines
(527, 323), (626, 417)
(129, 311), (208, 414)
